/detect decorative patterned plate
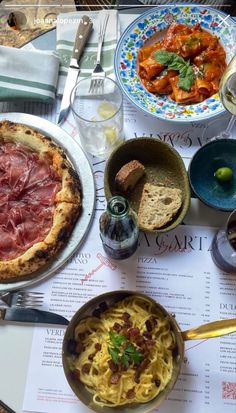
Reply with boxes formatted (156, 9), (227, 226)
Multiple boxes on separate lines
(114, 5), (236, 122)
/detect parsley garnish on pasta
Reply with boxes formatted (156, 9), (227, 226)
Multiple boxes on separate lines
(108, 332), (143, 368)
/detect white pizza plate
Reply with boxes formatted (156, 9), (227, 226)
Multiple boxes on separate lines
(0, 113), (95, 292)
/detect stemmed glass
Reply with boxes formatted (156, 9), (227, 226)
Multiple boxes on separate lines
(217, 55), (236, 138)
(209, 55), (236, 272)
(202, 56), (236, 141)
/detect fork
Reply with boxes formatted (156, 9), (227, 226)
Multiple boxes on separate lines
(88, 12), (109, 94)
(0, 291), (44, 308)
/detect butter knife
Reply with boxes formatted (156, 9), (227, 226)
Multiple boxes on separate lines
(0, 308), (69, 325)
(57, 15), (93, 125)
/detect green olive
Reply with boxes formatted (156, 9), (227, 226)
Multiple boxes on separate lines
(214, 166), (233, 183)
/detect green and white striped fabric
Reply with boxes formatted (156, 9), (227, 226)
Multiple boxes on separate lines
(0, 46), (60, 103)
(56, 10), (119, 96)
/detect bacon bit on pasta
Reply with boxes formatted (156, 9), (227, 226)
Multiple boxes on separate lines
(134, 335), (145, 347)
(82, 363), (91, 374)
(143, 331), (152, 339)
(134, 358), (150, 383)
(122, 312), (131, 321)
(145, 319), (153, 332)
(134, 371), (141, 384)
(126, 388), (136, 399)
(108, 359), (119, 372)
(123, 320), (133, 329)
(113, 322), (123, 332)
(128, 327), (140, 337)
(145, 316), (157, 332)
(88, 342), (102, 361)
(110, 372), (121, 384)
(95, 343), (102, 351)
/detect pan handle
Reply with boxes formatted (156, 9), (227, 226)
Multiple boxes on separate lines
(181, 318), (236, 341)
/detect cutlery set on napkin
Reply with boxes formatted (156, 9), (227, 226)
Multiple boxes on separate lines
(0, 9), (118, 105)
(56, 9), (119, 95)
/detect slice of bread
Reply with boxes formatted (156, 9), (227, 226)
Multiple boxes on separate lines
(138, 183), (182, 230)
(115, 160), (145, 193)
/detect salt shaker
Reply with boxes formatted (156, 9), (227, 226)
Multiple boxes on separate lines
(99, 196), (139, 260)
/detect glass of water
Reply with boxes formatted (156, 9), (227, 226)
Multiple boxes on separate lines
(70, 76), (124, 157)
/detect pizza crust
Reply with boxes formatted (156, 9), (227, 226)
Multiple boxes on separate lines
(0, 120), (82, 282)
(0, 242), (53, 281)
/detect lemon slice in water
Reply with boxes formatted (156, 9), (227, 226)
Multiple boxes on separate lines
(103, 126), (118, 144)
(97, 102), (117, 119)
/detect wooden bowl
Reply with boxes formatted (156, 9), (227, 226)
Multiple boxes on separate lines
(104, 137), (190, 233)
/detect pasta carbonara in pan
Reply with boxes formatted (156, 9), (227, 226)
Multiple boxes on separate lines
(67, 295), (176, 407)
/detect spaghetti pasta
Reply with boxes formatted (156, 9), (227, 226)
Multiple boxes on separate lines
(67, 296), (176, 407)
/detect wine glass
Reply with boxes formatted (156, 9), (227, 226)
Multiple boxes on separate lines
(211, 209), (236, 273)
(208, 56), (236, 272)
(217, 55), (236, 139)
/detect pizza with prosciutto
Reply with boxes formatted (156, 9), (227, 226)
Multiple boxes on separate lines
(0, 120), (82, 282)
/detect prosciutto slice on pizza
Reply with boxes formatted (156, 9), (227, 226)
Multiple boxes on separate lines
(0, 120), (82, 282)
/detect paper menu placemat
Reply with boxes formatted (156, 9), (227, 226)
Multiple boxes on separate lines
(22, 215), (236, 413)
(0, 10), (233, 413)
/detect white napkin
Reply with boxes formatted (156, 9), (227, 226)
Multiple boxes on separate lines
(0, 45), (60, 103)
(56, 10), (119, 96)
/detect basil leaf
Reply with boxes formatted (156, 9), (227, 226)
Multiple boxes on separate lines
(178, 77), (193, 91)
(153, 50), (175, 65)
(185, 65), (194, 79)
(170, 55), (186, 66)
(168, 61), (183, 71)
(178, 65), (188, 77)
(153, 49), (195, 91)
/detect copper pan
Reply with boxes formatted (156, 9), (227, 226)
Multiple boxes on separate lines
(62, 290), (236, 413)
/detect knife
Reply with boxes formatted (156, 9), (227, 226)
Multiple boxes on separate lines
(0, 308), (69, 325)
(57, 15), (93, 125)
